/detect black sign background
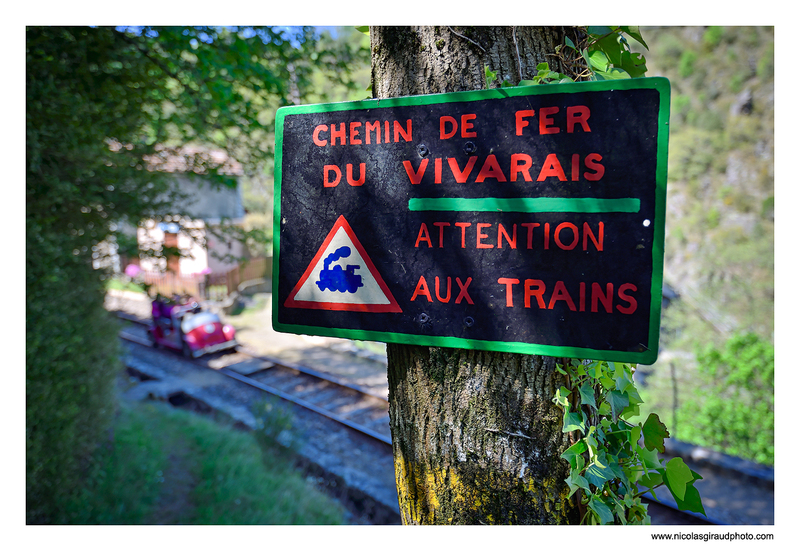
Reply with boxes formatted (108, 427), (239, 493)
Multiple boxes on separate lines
(274, 78), (669, 364)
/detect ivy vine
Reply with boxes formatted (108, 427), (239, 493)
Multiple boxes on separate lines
(486, 25), (650, 87)
(554, 359), (705, 524)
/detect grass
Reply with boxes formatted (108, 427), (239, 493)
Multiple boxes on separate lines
(56, 399), (347, 524)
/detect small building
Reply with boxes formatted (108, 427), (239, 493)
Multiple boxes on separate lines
(127, 146), (255, 297)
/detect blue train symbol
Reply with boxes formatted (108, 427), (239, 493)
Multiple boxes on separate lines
(316, 246), (364, 293)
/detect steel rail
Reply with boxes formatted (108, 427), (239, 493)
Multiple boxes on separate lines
(117, 328), (392, 446)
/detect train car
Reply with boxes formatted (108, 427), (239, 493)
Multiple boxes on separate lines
(148, 297), (237, 358)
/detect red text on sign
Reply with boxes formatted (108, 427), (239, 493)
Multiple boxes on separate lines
(515, 105), (591, 135)
(497, 278), (637, 314)
(402, 152), (603, 185)
(410, 275), (474, 304)
(312, 120), (413, 146)
(415, 221), (604, 251)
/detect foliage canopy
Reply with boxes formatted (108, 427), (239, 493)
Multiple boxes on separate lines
(25, 25), (368, 522)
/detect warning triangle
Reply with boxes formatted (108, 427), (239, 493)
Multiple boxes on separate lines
(285, 215), (402, 313)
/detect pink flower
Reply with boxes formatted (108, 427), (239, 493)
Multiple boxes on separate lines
(125, 264), (142, 278)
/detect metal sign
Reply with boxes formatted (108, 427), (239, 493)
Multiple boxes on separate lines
(273, 77), (670, 364)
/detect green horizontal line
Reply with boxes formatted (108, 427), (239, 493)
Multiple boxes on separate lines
(408, 197), (641, 213)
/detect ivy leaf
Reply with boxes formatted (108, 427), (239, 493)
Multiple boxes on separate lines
(619, 51), (648, 78)
(519, 79), (536, 87)
(620, 26), (649, 49)
(565, 471), (590, 498)
(629, 424), (642, 448)
(578, 382), (597, 409)
(592, 32), (624, 67)
(625, 382), (643, 405)
(639, 472), (664, 498)
(484, 66), (498, 87)
(561, 440), (588, 470)
(588, 496), (615, 525)
(639, 471), (663, 492)
(671, 480), (707, 517)
(563, 411), (585, 433)
(614, 362), (634, 392)
(587, 26), (615, 37)
(585, 456), (614, 489)
(620, 402), (641, 421)
(553, 386), (570, 408)
(642, 413), (670, 453)
(637, 444), (662, 471)
(664, 457), (695, 501)
(607, 390), (629, 421)
(662, 457), (705, 516)
(586, 50), (610, 72)
(593, 68), (632, 81)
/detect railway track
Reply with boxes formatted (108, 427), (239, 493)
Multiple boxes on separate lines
(117, 313), (717, 525)
(118, 314), (391, 446)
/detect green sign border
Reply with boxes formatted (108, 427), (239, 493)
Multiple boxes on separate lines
(273, 77), (670, 365)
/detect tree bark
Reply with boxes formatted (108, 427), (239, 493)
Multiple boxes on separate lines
(371, 25), (583, 525)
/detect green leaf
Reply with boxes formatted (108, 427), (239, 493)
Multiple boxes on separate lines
(519, 79), (536, 86)
(672, 481), (706, 517)
(484, 66), (498, 87)
(587, 26), (615, 38)
(593, 68), (632, 81)
(563, 411), (585, 433)
(619, 51), (648, 78)
(642, 413), (670, 453)
(587, 50), (610, 72)
(553, 386), (571, 408)
(593, 32), (624, 67)
(639, 471), (663, 491)
(629, 425), (642, 448)
(585, 458), (614, 488)
(578, 382), (597, 409)
(637, 444), (662, 471)
(664, 457), (695, 501)
(355, 26), (370, 35)
(588, 496), (615, 525)
(565, 471), (590, 498)
(561, 440), (588, 469)
(599, 375), (616, 390)
(619, 402), (641, 420)
(607, 390), (629, 421)
(620, 26), (648, 49)
(564, 36), (576, 50)
(614, 362), (633, 391)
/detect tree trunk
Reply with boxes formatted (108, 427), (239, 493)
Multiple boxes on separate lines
(371, 25), (583, 525)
